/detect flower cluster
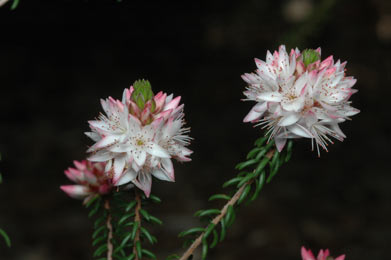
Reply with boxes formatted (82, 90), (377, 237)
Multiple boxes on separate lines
(242, 45), (359, 154)
(60, 160), (113, 203)
(85, 80), (192, 197)
(301, 246), (345, 260)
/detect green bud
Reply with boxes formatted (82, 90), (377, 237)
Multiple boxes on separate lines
(302, 49), (321, 67)
(131, 79), (155, 111)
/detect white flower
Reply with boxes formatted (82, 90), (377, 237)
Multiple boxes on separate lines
(86, 80), (192, 196)
(243, 45), (359, 155)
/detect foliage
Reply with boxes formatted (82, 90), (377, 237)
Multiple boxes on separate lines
(87, 191), (162, 259)
(177, 136), (293, 260)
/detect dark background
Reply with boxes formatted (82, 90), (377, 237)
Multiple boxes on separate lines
(0, 0), (390, 259)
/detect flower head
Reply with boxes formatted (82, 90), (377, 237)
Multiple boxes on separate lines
(60, 160), (113, 203)
(301, 246), (345, 260)
(242, 45), (359, 155)
(86, 80), (192, 197)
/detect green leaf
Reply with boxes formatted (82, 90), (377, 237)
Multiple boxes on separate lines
(235, 159), (257, 170)
(149, 194), (161, 203)
(0, 228), (11, 247)
(246, 147), (263, 159)
(119, 233), (132, 248)
(208, 194), (231, 201)
(254, 149), (268, 161)
(254, 136), (267, 147)
(237, 171), (257, 187)
(166, 254), (180, 260)
(270, 149), (280, 167)
(250, 171), (266, 201)
(203, 223), (215, 239)
(93, 244), (108, 257)
(285, 141), (293, 162)
(210, 229), (219, 248)
(135, 241), (142, 259)
(92, 235), (106, 247)
(118, 213), (133, 226)
(254, 156), (271, 176)
(85, 195), (100, 208)
(148, 215), (163, 225)
(140, 227), (155, 244)
(11, 0), (20, 10)
(125, 201), (137, 212)
(267, 160), (280, 183)
(139, 209), (150, 221)
(142, 249), (157, 259)
(178, 227), (204, 238)
(225, 205), (236, 227)
(222, 177), (242, 188)
(201, 239), (208, 260)
(94, 215), (106, 228)
(88, 199), (101, 218)
(237, 184), (251, 205)
(92, 226), (106, 239)
(194, 209), (220, 218)
(130, 221), (139, 240)
(219, 219), (226, 242)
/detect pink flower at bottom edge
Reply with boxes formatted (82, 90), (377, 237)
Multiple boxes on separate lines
(301, 246), (346, 260)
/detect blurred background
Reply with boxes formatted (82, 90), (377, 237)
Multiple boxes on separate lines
(0, 0), (390, 259)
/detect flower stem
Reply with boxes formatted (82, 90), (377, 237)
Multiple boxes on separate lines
(104, 199), (114, 260)
(179, 149), (275, 260)
(133, 189), (142, 260)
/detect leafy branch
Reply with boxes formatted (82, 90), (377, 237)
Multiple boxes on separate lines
(176, 136), (293, 260)
(86, 189), (162, 260)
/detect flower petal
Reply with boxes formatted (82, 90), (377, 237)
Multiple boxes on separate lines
(288, 124), (313, 138)
(161, 158), (175, 181)
(60, 185), (90, 199)
(278, 113), (300, 126)
(257, 92), (282, 102)
(115, 168), (138, 186)
(88, 150), (114, 162)
(145, 142), (170, 158)
(152, 168), (173, 182)
(114, 156), (126, 177)
(133, 173), (152, 197)
(301, 247), (316, 260)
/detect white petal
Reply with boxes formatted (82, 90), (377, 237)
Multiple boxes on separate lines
(133, 150), (147, 167)
(244, 109), (263, 122)
(85, 132), (101, 142)
(133, 173), (152, 197)
(275, 136), (287, 152)
(115, 168), (138, 186)
(87, 135), (118, 152)
(114, 156), (126, 176)
(145, 142), (170, 158)
(281, 96), (304, 112)
(152, 168), (173, 182)
(161, 158), (174, 181)
(60, 185), (90, 199)
(88, 150), (114, 162)
(288, 124), (313, 138)
(278, 113), (300, 126)
(293, 73), (308, 96)
(257, 92), (282, 102)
